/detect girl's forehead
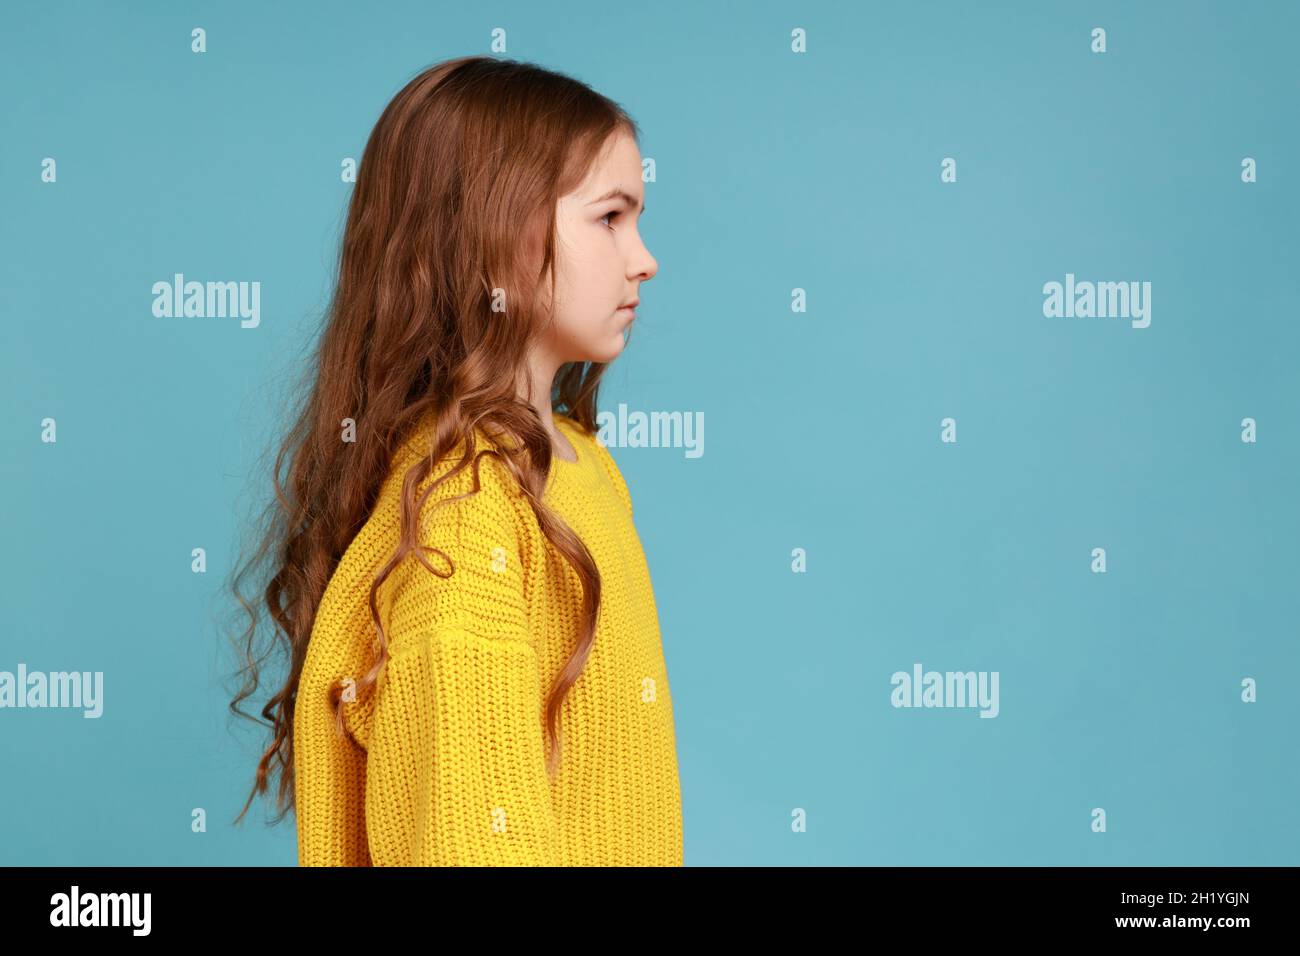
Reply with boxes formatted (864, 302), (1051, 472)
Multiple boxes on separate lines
(573, 133), (642, 188)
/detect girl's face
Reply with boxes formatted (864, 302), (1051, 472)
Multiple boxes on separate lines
(534, 130), (658, 366)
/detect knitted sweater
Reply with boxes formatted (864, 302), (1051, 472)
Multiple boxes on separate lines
(292, 412), (683, 866)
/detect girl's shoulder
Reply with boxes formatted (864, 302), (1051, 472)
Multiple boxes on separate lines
(557, 414), (634, 520)
(383, 410), (632, 517)
(381, 413), (523, 512)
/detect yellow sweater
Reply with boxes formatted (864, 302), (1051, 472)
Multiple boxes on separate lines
(293, 412), (683, 866)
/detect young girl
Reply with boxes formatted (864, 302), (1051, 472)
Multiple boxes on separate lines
(227, 56), (683, 866)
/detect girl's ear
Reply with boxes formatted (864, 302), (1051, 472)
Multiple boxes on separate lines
(511, 211), (541, 289)
(524, 207), (554, 272)
(520, 210), (558, 316)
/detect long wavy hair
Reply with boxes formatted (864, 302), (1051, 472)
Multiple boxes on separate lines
(225, 55), (640, 826)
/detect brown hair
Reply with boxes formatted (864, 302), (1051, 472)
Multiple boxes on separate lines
(225, 55), (640, 826)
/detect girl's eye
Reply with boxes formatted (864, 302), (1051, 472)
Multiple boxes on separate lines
(600, 210), (620, 230)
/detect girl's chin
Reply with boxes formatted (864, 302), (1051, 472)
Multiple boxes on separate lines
(576, 332), (627, 365)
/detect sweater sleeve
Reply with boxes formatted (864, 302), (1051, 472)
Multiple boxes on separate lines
(295, 586), (380, 867)
(361, 452), (564, 866)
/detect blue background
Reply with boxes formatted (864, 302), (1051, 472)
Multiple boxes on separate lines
(2, 0), (1296, 865)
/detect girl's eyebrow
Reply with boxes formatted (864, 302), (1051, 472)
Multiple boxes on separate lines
(587, 187), (645, 215)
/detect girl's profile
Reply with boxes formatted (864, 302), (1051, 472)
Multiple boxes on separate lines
(225, 55), (683, 866)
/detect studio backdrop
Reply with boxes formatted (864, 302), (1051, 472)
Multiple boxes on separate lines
(2, 0), (1297, 866)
